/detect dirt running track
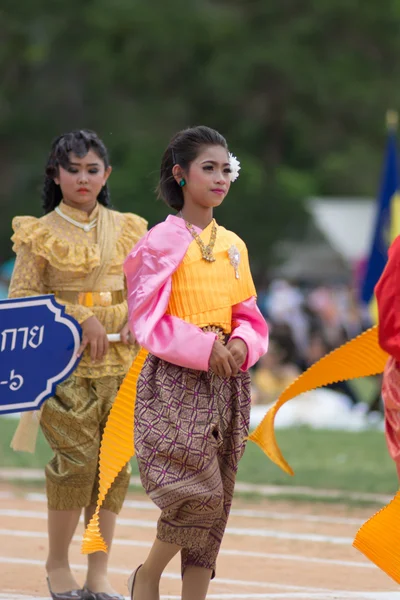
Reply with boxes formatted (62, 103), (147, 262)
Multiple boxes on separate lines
(0, 483), (399, 600)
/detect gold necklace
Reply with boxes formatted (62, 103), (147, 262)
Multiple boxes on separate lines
(184, 219), (217, 262)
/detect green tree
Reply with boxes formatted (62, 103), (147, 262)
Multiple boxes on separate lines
(2, 0), (400, 274)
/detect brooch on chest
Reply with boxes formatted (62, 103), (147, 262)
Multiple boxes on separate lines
(228, 245), (240, 279)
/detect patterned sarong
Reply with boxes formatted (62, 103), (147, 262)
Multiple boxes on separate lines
(134, 354), (251, 576)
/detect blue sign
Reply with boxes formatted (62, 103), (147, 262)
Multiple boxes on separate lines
(0, 295), (81, 414)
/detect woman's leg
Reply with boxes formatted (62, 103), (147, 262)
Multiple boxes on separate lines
(41, 377), (100, 592)
(132, 538), (181, 600)
(180, 452), (236, 581)
(133, 359), (225, 598)
(46, 509), (82, 593)
(132, 450), (223, 600)
(181, 566), (213, 600)
(181, 372), (252, 582)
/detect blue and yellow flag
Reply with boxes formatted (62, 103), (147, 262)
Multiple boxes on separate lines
(360, 112), (400, 319)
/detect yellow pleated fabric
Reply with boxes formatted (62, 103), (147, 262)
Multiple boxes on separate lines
(248, 326), (388, 475)
(166, 224), (256, 332)
(81, 347), (148, 554)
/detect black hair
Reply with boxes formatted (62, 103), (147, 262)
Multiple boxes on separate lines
(42, 129), (111, 214)
(157, 125), (228, 211)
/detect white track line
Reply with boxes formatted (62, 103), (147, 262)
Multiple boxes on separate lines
(0, 491), (363, 526)
(1, 593), (400, 600)
(229, 508), (362, 526)
(0, 557), (336, 593)
(0, 528), (373, 570)
(0, 508), (354, 545)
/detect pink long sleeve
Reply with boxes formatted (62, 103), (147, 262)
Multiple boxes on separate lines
(230, 297), (269, 370)
(124, 240), (217, 371)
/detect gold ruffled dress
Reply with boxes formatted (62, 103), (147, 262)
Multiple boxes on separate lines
(8, 201), (147, 512)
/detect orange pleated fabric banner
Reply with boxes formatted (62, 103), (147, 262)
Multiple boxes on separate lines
(248, 324), (400, 583)
(81, 347), (148, 554)
(248, 325), (388, 474)
(353, 491), (400, 584)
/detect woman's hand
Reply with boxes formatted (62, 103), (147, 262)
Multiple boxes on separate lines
(77, 316), (109, 362)
(119, 322), (136, 346)
(226, 338), (248, 369)
(209, 340), (239, 378)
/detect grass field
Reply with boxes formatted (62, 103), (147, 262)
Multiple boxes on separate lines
(1, 416), (397, 497)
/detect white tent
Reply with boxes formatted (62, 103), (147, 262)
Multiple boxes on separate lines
(269, 197), (377, 282)
(307, 197), (375, 263)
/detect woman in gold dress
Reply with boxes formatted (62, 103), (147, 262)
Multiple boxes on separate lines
(8, 130), (147, 600)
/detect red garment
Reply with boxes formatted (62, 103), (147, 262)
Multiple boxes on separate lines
(376, 236), (400, 476)
(381, 357), (400, 478)
(376, 236), (400, 361)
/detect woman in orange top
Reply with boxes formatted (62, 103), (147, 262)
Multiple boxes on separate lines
(124, 126), (268, 600)
(9, 130), (147, 600)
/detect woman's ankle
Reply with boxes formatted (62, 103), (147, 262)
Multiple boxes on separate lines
(45, 563), (81, 593)
(138, 562), (161, 586)
(46, 559), (71, 573)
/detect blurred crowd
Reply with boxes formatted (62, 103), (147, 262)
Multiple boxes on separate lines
(253, 279), (378, 409)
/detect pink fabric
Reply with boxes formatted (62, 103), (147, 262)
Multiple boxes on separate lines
(124, 215), (268, 372)
(230, 297), (269, 370)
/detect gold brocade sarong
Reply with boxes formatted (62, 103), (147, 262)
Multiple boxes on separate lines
(41, 374), (131, 512)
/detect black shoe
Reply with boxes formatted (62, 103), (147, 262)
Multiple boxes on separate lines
(47, 577), (93, 599)
(84, 592), (124, 600)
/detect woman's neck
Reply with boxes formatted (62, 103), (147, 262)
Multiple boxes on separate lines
(178, 206), (213, 230)
(62, 199), (97, 215)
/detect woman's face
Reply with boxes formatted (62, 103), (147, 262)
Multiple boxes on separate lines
(54, 149), (111, 211)
(179, 145), (232, 210)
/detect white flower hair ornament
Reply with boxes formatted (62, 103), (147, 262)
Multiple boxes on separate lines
(229, 152), (241, 182)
